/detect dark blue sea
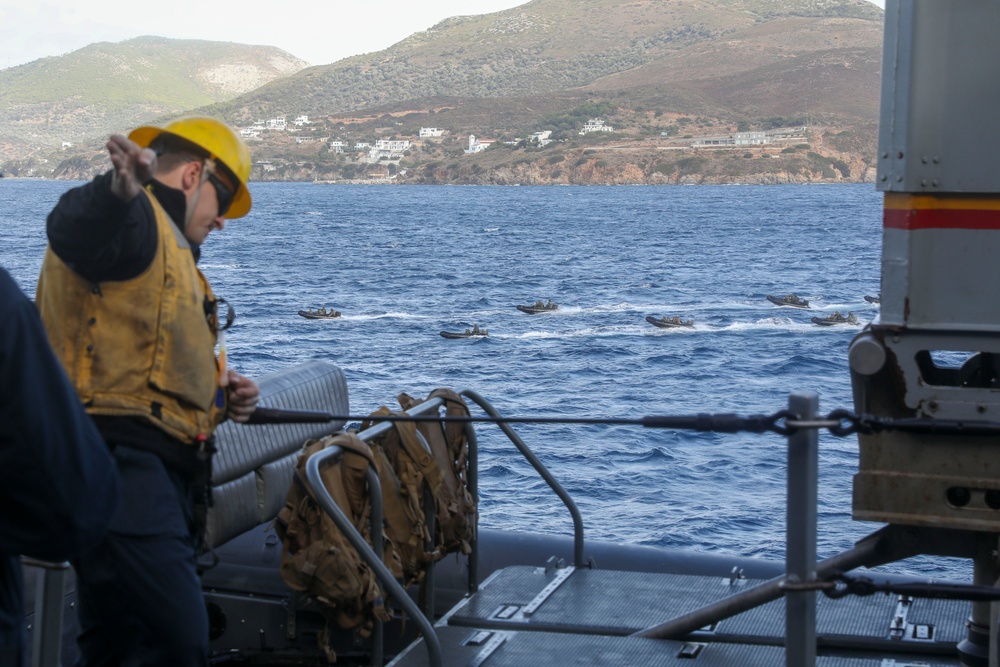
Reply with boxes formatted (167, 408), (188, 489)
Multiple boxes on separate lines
(0, 180), (968, 581)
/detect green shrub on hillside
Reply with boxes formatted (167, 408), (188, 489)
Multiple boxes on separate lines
(539, 102), (617, 134)
(759, 116), (807, 130)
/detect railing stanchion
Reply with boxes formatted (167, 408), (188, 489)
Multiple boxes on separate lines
(786, 391), (819, 667)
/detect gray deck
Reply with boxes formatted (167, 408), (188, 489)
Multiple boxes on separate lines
(443, 566), (964, 653)
(384, 565), (965, 665)
(387, 626), (955, 667)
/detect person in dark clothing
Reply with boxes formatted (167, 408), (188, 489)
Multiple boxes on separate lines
(35, 116), (260, 666)
(0, 268), (119, 667)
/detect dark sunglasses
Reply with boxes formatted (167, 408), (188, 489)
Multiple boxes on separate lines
(207, 173), (234, 217)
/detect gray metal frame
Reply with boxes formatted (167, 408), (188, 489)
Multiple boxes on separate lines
(878, 0), (1000, 193)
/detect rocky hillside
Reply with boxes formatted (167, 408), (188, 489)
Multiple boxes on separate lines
(3, 0), (885, 184)
(0, 36), (307, 162)
(211, 0), (884, 185)
(217, 0), (881, 126)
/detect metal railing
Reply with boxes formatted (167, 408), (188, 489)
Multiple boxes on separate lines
(305, 390), (590, 667)
(631, 392), (824, 667)
(305, 398), (447, 667)
(459, 389), (587, 569)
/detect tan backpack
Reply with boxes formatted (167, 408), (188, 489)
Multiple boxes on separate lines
(274, 391), (477, 658)
(274, 432), (391, 652)
(397, 388), (477, 557)
(361, 406), (442, 585)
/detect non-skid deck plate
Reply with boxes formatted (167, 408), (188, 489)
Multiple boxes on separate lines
(445, 566), (965, 654)
(386, 625), (955, 667)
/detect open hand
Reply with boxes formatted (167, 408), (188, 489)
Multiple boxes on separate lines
(106, 134), (156, 201)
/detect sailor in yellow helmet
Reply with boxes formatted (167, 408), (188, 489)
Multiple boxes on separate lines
(36, 116), (260, 665)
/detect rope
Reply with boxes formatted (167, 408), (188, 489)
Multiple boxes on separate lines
(250, 406), (1000, 438)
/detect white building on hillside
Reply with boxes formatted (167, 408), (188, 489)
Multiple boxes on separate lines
(419, 127), (444, 138)
(293, 115), (311, 126)
(374, 139), (411, 153)
(266, 117), (287, 131)
(692, 131), (770, 147)
(365, 138), (411, 162)
(531, 130), (553, 146)
(734, 131), (768, 145)
(579, 118), (614, 135)
(465, 134), (496, 154)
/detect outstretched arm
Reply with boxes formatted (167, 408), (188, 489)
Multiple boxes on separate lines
(46, 136), (160, 282)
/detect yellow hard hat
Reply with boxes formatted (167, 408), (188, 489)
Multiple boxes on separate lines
(129, 116), (252, 219)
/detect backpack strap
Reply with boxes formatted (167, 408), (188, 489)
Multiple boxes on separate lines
(364, 406), (443, 496)
(427, 388), (471, 470)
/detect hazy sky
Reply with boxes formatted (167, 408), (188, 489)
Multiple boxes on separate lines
(0, 0), (886, 71)
(0, 0), (527, 69)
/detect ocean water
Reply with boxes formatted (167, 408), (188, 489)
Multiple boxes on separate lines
(0, 179), (968, 580)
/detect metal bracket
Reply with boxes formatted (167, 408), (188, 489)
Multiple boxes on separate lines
(469, 631), (508, 667)
(888, 595), (912, 639)
(523, 566), (574, 616)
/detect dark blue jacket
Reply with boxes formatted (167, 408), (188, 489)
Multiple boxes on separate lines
(0, 268), (119, 665)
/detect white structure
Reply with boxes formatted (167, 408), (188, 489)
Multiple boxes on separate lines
(329, 140), (347, 154)
(240, 128), (261, 139)
(354, 142), (371, 151)
(419, 127), (444, 138)
(374, 139), (411, 153)
(734, 131), (768, 146)
(530, 130), (553, 147)
(692, 131), (769, 147)
(690, 126), (806, 148)
(579, 118), (614, 135)
(293, 115), (311, 126)
(465, 134), (496, 154)
(365, 138), (411, 162)
(266, 117), (287, 131)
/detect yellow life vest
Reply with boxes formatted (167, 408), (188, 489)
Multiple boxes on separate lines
(36, 187), (225, 444)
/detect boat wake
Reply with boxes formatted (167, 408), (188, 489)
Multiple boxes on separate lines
(339, 311), (434, 320)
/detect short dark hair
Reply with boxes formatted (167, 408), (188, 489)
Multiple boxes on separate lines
(149, 132), (239, 185)
(149, 132), (209, 160)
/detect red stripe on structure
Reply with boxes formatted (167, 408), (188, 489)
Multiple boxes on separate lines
(884, 208), (1000, 230)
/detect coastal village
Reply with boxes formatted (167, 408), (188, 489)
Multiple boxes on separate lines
(235, 112), (832, 185)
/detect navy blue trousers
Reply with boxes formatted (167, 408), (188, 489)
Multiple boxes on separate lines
(72, 447), (207, 667)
